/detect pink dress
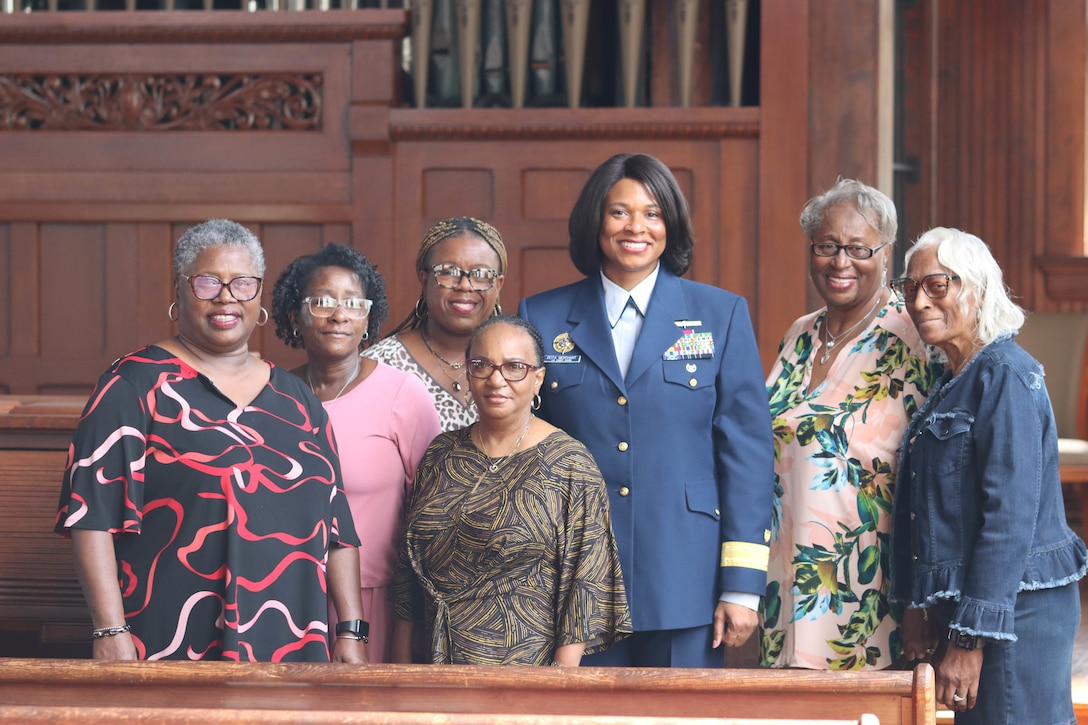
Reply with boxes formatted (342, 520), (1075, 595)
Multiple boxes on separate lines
(760, 301), (938, 670)
(324, 360), (442, 662)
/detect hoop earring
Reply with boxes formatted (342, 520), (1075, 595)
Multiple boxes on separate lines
(292, 327), (300, 339)
(168, 302), (179, 322)
(257, 307), (269, 327)
(413, 296), (428, 325)
(361, 331), (369, 341)
(532, 394), (542, 411)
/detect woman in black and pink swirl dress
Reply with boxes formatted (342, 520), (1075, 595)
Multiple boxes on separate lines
(55, 219), (368, 663)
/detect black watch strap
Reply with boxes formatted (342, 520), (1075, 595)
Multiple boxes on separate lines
(947, 629), (985, 650)
(335, 619), (370, 642)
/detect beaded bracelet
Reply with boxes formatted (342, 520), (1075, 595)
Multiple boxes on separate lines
(92, 624), (132, 639)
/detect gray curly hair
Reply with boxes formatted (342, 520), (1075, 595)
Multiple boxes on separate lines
(173, 219), (266, 278)
(800, 178), (898, 246)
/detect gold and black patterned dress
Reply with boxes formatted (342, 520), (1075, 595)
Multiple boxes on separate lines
(393, 427), (631, 665)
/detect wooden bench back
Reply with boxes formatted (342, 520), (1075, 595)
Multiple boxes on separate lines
(0, 659), (931, 725)
(0, 396), (88, 650)
(0, 705), (879, 725)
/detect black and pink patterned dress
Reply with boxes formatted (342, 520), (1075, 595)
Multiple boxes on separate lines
(55, 345), (360, 662)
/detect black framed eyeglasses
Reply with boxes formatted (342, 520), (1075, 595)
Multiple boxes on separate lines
(302, 296), (373, 319)
(183, 274), (262, 301)
(431, 264), (501, 291)
(810, 241), (890, 260)
(890, 273), (961, 302)
(466, 358), (541, 382)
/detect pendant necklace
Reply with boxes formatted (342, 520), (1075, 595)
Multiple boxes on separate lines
(308, 356), (361, 401)
(421, 330), (468, 395)
(820, 293), (885, 365)
(475, 417), (533, 473)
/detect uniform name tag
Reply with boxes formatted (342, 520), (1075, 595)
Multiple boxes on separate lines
(544, 354), (582, 364)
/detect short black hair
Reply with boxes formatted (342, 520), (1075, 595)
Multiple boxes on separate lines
(568, 153), (695, 277)
(271, 243), (389, 350)
(465, 314), (545, 367)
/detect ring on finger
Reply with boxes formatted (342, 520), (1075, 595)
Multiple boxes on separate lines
(952, 694), (966, 703)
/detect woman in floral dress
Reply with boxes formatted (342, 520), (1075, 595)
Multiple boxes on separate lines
(760, 179), (939, 670)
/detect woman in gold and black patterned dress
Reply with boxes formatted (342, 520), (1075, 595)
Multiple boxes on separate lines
(391, 315), (631, 666)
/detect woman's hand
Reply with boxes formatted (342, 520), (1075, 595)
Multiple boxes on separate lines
(713, 601), (758, 648)
(332, 636), (369, 664)
(901, 607), (939, 660)
(92, 632), (137, 660)
(936, 645), (983, 712)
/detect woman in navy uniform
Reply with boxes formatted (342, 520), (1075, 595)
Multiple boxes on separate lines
(518, 153), (775, 667)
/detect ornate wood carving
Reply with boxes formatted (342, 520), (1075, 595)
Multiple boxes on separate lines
(0, 73), (322, 131)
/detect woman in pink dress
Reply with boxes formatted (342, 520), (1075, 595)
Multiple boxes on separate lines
(760, 179), (940, 670)
(272, 243), (442, 663)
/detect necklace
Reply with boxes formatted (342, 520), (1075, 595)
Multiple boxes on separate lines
(475, 417), (533, 472)
(307, 356), (361, 401)
(421, 330), (468, 394)
(820, 293), (885, 365)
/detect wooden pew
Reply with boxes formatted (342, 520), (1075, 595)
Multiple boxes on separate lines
(0, 707), (880, 725)
(0, 659), (931, 725)
(0, 396), (89, 655)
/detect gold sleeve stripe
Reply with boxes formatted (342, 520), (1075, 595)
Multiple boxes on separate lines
(720, 541), (770, 571)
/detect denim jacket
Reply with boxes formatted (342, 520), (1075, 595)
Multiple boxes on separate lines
(890, 333), (1087, 641)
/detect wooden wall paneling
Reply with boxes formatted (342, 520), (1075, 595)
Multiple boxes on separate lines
(808, 0), (883, 188)
(349, 29), (400, 335)
(757, 0), (810, 370)
(898, 0), (937, 247)
(716, 137), (759, 307)
(0, 225), (9, 383)
(134, 223), (176, 359)
(1040, 0), (1088, 309)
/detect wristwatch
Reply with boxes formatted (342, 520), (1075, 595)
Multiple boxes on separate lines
(335, 619), (369, 644)
(947, 629), (985, 650)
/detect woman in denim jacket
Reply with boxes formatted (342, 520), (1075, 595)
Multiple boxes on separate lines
(890, 227), (1087, 724)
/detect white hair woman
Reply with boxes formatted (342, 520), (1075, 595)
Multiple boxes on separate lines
(890, 227), (1087, 722)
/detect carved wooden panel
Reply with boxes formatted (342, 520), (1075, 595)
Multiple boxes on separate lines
(0, 73), (322, 132)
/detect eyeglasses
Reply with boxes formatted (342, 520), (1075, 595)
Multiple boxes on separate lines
(466, 358), (541, 382)
(302, 296), (373, 319)
(183, 274), (262, 301)
(431, 264), (501, 291)
(810, 241), (890, 260)
(890, 274), (961, 302)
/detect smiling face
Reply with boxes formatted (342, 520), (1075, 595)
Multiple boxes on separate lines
(293, 265), (368, 364)
(175, 244), (263, 355)
(466, 322), (545, 426)
(598, 177), (667, 289)
(809, 202), (889, 316)
(418, 233), (504, 336)
(903, 244), (977, 367)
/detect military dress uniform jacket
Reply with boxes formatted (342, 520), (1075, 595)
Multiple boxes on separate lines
(518, 269), (775, 631)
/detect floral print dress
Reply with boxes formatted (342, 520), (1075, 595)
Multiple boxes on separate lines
(760, 300), (938, 670)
